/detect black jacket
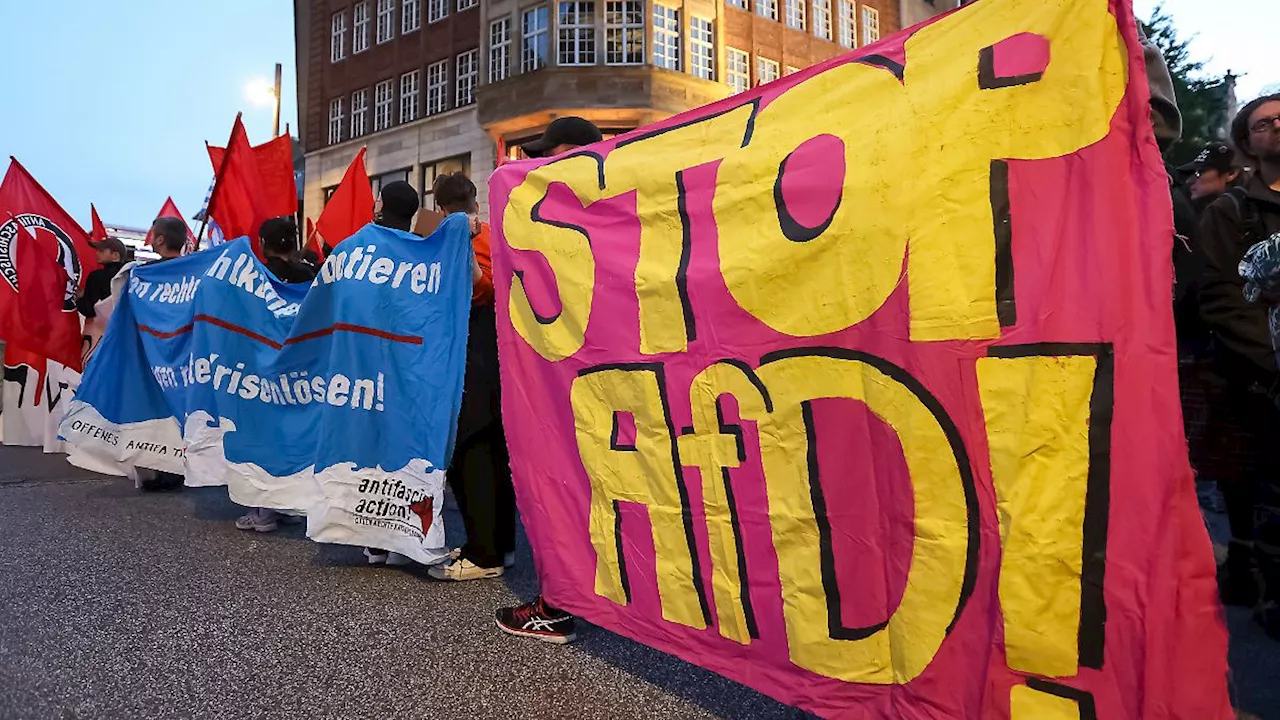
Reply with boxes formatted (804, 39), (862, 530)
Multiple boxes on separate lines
(76, 261), (124, 318)
(1198, 173), (1280, 387)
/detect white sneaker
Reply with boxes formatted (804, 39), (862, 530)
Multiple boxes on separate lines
(504, 551), (516, 569)
(429, 557), (505, 581)
(363, 548), (388, 565)
(234, 509), (279, 533)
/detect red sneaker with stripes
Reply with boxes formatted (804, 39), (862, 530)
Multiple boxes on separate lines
(495, 596), (577, 644)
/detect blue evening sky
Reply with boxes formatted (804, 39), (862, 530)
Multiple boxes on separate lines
(0, 0), (1273, 229)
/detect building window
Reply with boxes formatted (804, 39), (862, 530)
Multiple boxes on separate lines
(690, 17), (714, 80)
(331, 12), (347, 62)
(861, 5), (879, 43)
(457, 49), (478, 106)
(522, 7), (550, 71)
(726, 0), (747, 8)
(374, 79), (394, 131)
(420, 155), (472, 210)
(403, 0), (421, 32)
(756, 0), (777, 21)
(351, 89), (369, 137)
(353, 2), (370, 53)
(605, 1), (642, 65)
(653, 5), (679, 71)
(489, 18), (511, 82)
(785, 0), (804, 30)
(837, 0), (856, 48)
(328, 98), (345, 144)
(726, 47), (749, 94)
(558, 1), (596, 66)
(812, 0), (831, 40)
(370, 168), (412, 199)
(428, 59), (449, 114)
(757, 57), (779, 85)
(428, 0), (447, 22)
(376, 0), (395, 43)
(400, 70), (420, 122)
(458, 0), (477, 10)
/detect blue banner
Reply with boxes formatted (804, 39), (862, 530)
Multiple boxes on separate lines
(61, 217), (473, 562)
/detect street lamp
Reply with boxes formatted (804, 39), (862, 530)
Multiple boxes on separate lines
(244, 63), (284, 137)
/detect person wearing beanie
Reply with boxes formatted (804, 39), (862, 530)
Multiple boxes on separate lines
(1197, 94), (1280, 640)
(375, 180), (420, 232)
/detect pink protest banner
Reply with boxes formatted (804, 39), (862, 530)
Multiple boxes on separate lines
(489, 0), (1233, 716)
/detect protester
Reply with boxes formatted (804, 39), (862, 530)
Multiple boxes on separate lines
(1197, 94), (1280, 638)
(133, 217), (189, 491)
(363, 181), (424, 566)
(427, 172), (512, 582)
(234, 216), (317, 534)
(1184, 142), (1245, 208)
(495, 117), (601, 643)
(76, 236), (127, 318)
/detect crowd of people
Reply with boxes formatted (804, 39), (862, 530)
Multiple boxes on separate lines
(69, 117), (604, 644)
(43, 52), (1280, 654)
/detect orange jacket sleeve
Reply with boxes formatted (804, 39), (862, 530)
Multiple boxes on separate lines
(472, 223), (495, 306)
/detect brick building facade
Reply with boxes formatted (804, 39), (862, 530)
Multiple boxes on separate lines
(294, 0), (916, 225)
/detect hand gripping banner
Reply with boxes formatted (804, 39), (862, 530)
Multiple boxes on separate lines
(61, 218), (473, 563)
(488, 0), (1232, 717)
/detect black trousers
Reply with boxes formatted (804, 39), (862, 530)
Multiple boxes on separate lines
(449, 422), (516, 568)
(448, 302), (515, 569)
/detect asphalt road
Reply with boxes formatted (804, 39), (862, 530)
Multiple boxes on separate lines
(0, 446), (1275, 720)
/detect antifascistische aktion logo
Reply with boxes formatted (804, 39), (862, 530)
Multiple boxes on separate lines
(0, 213), (83, 311)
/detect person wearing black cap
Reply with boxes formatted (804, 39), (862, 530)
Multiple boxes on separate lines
(1197, 94), (1280, 637)
(493, 117), (602, 644)
(375, 180), (421, 232)
(517, 116), (603, 159)
(77, 236), (128, 318)
(1182, 142), (1244, 208)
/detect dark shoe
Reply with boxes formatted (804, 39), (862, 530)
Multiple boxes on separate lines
(138, 470), (184, 492)
(496, 596), (577, 644)
(1219, 542), (1261, 607)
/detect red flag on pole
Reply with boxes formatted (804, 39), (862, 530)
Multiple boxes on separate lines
(304, 217), (325, 261)
(89, 204), (109, 243)
(143, 197), (198, 252)
(207, 114), (271, 248)
(207, 134), (298, 220)
(314, 147), (374, 251)
(0, 158), (98, 371)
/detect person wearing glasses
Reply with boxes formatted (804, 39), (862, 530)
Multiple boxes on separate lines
(1198, 94), (1280, 640)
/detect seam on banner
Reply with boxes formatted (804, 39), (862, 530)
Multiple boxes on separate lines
(137, 316), (424, 350)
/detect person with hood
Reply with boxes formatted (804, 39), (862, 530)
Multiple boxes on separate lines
(1198, 94), (1280, 638)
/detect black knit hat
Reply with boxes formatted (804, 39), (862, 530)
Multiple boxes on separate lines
(1231, 94), (1280, 160)
(379, 180), (420, 222)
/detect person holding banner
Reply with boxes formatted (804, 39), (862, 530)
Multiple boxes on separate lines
(131, 217), (189, 492)
(494, 117), (601, 643)
(235, 216), (319, 534)
(427, 172), (513, 582)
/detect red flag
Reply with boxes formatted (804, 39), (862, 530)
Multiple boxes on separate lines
(315, 147), (374, 250)
(305, 217), (325, 261)
(496, 137), (507, 167)
(206, 115), (271, 247)
(0, 158), (97, 371)
(143, 197), (198, 252)
(89, 204), (108, 243)
(207, 133), (297, 220)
